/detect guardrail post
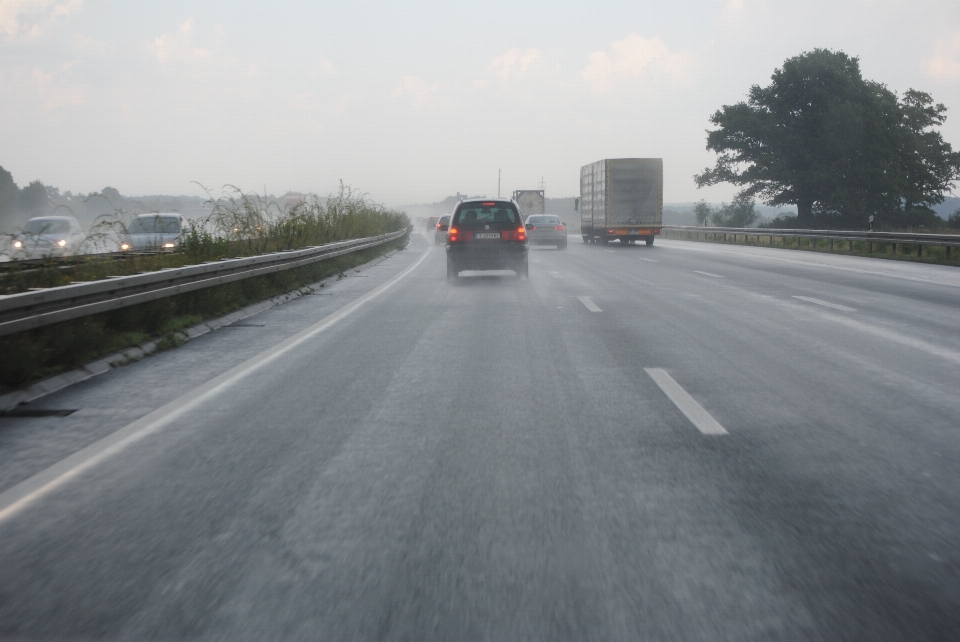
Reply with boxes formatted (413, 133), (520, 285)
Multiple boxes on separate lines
(848, 240), (853, 252)
(917, 244), (922, 257)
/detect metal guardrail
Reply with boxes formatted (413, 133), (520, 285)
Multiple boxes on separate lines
(662, 225), (960, 256)
(0, 229), (407, 337)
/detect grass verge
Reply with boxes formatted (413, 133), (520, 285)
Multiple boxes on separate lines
(0, 234), (408, 392)
(662, 229), (960, 267)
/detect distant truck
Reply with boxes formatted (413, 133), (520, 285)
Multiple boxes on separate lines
(577, 158), (662, 245)
(512, 190), (545, 219)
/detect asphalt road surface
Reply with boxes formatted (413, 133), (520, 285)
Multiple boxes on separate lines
(1, 230), (959, 640)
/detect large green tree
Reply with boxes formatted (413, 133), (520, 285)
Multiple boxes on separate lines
(695, 49), (960, 227)
(20, 180), (50, 215)
(0, 166), (18, 226)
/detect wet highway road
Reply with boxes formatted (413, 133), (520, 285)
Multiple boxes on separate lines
(1, 230), (959, 639)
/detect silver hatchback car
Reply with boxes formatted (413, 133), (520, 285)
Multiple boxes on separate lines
(11, 216), (86, 259)
(524, 215), (567, 249)
(120, 213), (185, 252)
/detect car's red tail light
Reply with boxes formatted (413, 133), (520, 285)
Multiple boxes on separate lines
(449, 227), (459, 242)
(529, 226), (537, 230)
(555, 225), (565, 230)
(517, 226), (526, 241)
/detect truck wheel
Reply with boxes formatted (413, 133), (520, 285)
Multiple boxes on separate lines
(599, 235), (608, 246)
(446, 259), (458, 280)
(620, 238), (630, 245)
(645, 236), (654, 246)
(582, 236), (589, 244)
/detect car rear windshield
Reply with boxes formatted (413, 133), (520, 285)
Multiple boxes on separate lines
(128, 216), (181, 234)
(527, 216), (561, 226)
(454, 203), (521, 227)
(22, 219), (72, 234)
(439, 216), (450, 224)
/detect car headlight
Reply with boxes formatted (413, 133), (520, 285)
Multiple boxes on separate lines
(120, 243), (130, 251)
(13, 240), (22, 249)
(57, 239), (67, 247)
(162, 242), (175, 249)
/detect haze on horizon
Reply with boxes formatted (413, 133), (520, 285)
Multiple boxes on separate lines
(2, 0), (959, 207)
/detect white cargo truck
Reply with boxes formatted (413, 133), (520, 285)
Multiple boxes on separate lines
(577, 159), (662, 245)
(512, 190), (545, 219)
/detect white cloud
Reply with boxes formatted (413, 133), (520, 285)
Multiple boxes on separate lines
(489, 48), (542, 80)
(73, 32), (111, 56)
(152, 19), (211, 63)
(581, 34), (692, 94)
(0, 0), (82, 36)
(391, 75), (439, 107)
(32, 67), (84, 110)
(314, 58), (338, 77)
(926, 33), (960, 82)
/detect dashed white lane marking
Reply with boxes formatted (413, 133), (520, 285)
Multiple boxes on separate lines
(532, 259), (542, 263)
(638, 258), (659, 263)
(0, 243), (434, 525)
(604, 250), (616, 253)
(645, 369), (728, 436)
(549, 271), (562, 278)
(791, 295), (856, 312)
(694, 270), (723, 278)
(577, 296), (602, 312)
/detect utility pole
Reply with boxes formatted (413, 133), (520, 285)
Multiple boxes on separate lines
(498, 169), (501, 198)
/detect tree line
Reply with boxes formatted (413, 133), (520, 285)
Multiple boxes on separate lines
(695, 49), (960, 230)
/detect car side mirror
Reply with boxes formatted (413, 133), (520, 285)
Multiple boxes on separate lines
(525, 223), (533, 230)
(439, 224), (448, 231)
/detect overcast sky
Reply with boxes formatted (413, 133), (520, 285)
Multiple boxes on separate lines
(2, 0), (959, 206)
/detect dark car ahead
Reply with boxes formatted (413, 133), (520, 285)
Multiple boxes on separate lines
(445, 199), (528, 280)
(434, 215), (450, 245)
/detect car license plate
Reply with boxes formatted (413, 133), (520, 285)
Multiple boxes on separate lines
(475, 232), (500, 239)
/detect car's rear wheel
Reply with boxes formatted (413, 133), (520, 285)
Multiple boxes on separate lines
(557, 241), (566, 250)
(517, 259), (529, 278)
(446, 258), (458, 280)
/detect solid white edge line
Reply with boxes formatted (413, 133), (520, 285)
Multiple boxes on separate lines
(638, 258), (659, 263)
(693, 270), (723, 278)
(0, 244), (433, 525)
(577, 296), (602, 312)
(791, 295), (856, 312)
(645, 368), (728, 435)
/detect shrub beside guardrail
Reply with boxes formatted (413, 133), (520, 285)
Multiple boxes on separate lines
(0, 230), (409, 390)
(662, 225), (960, 259)
(0, 230), (406, 338)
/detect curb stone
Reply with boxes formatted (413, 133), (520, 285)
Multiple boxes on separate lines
(0, 250), (397, 411)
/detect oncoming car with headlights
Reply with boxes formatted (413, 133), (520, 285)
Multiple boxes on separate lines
(11, 216), (85, 259)
(445, 199), (528, 280)
(120, 213), (185, 252)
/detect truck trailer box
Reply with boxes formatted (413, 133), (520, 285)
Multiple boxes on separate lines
(513, 190), (545, 218)
(579, 158), (662, 245)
